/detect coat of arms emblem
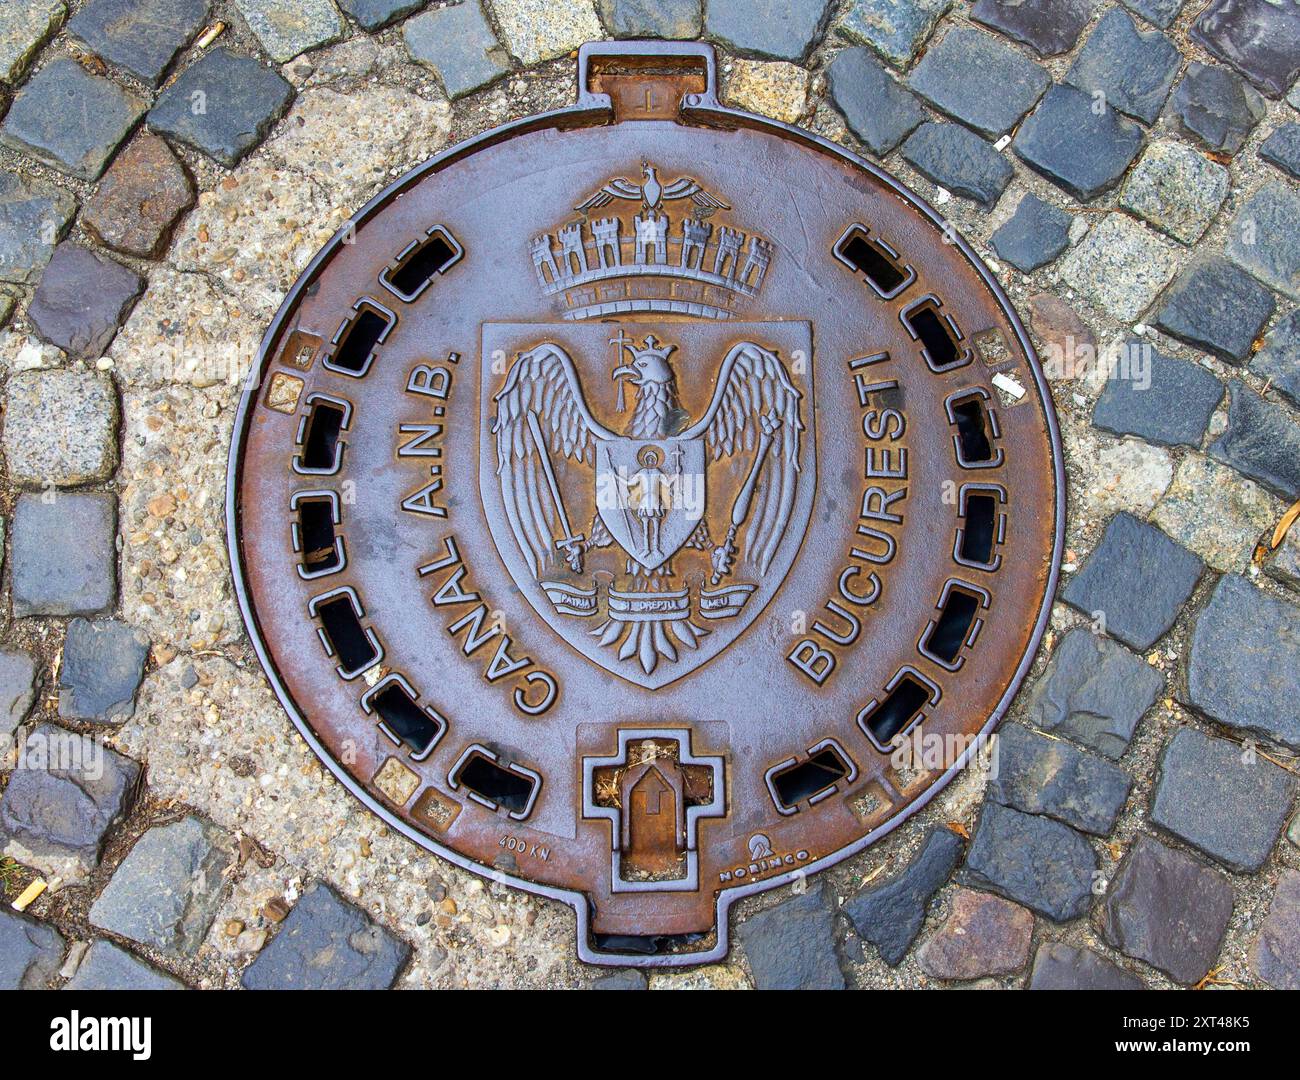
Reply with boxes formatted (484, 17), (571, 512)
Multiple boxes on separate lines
(479, 163), (815, 688)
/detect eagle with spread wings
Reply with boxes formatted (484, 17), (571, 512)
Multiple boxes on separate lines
(575, 162), (730, 218)
(490, 337), (803, 585)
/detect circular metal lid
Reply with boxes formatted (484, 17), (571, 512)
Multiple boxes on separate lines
(228, 41), (1064, 966)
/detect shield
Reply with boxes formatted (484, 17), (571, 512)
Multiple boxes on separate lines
(480, 319), (815, 690)
(595, 437), (706, 572)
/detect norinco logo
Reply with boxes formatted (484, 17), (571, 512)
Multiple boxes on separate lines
(718, 833), (810, 883)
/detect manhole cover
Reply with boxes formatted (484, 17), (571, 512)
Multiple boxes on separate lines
(228, 41), (1064, 966)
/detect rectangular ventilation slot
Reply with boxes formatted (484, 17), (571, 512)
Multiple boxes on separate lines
(771, 749), (849, 808)
(910, 305), (960, 368)
(841, 234), (906, 295)
(300, 400), (345, 471)
(371, 683), (440, 755)
(330, 307), (389, 373)
(387, 234), (457, 299)
(862, 677), (930, 745)
(960, 494), (997, 564)
(458, 754), (534, 815)
(953, 399), (993, 462)
(316, 596), (377, 673)
(925, 589), (981, 663)
(297, 498), (340, 573)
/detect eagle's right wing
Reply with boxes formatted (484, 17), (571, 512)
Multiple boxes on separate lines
(491, 343), (616, 577)
(681, 341), (803, 574)
(660, 176), (730, 211)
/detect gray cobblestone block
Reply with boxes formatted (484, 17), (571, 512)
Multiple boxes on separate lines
(1191, 0), (1300, 99)
(2, 370), (119, 487)
(0, 911), (64, 989)
(0, 2), (67, 87)
(836, 0), (952, 69)
(1121, 0), (1184, 29)
(1100, 833), (1233, 985)
(1013, 84), (1144, 201)
(26, 244), (143, 360)
(989, 722), (1132, 836)
(1253, 869), (1300, 990)
(1252, 308), (1300, 409)
(0, 173), (75, 286)
(1058, 213), (1179, 322)
(148, 48), (294, 167)
(58, 618), (150, 723)
(908, 26), (1049, 138)
(970, 0), (1093, 57)
(1188, 574), (1300, 751)
(1061, 512), (1202, 651)
(825, 47), (924, 156)
(241, 882), (410, 989)
(0, 650), (39, 738)
(990, 193), (1070, 272)
(707, 0), (832, 63)
(844, 826), (962, 965)
(1266, 528), (1300, 593)
(1029, 942), (1145, 989)
(234, 0), (345, 63)
(1208, 382), (1300, 501)
(1026, 628), (1164, 759)
(90, 816), (234, 957)
(337, 0), (428, 32)
(68, 0), (210, 86)
(1171, 62), (1265, 154)
(591, 969), (647, 989)
(402, 1), (508, 100)
(960, 802), (1096, 922)
(1092, 343), (1223, 447)
(0, 722), (140, 876)
(1119, 139), (1230, 246)
(65, 940), (185, 989)
(598, 0), (700, 39)
(1154, 257), (1276, 364)
(0, 58), (145, 181)
(1150, 727), (1294, 872)
(1065, 8), (1180, 124)
(1225, 180), (1300, 303)
(900, 122), (1012, 209)
(1260, 123), (1300, 183)
(12, 492), (118, 618)
(736, 882), (845, 989)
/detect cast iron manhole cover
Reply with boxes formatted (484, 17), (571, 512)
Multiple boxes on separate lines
(228, 42), (1064, 966)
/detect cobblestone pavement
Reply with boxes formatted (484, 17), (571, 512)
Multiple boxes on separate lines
(0, 0), (1298, 990)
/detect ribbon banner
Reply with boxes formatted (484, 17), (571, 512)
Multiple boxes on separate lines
(698, 584), (757, 620)
(540, 580), (600, 616)
(539, 581), (755, 623)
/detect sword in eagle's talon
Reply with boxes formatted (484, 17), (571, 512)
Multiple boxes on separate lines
(711, 412), (783, 585)
(525, 410), (585, 572)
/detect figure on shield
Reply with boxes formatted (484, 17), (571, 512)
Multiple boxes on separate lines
(625, 445), (674, 558)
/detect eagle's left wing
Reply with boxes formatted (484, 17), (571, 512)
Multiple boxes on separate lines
(574, 177), (643, 214)
(491, 343), (615, 577)
(681, 341), (803, 574)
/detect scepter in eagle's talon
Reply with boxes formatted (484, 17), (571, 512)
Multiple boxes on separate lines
(711, 412), (783, 585)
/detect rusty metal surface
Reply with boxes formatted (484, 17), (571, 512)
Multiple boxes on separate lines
(227, 41), (1065, 966)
